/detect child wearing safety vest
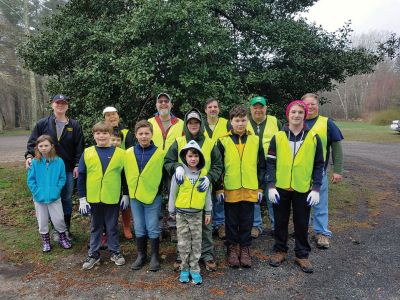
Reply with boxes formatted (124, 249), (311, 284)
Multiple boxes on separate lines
(168, 140), (212, 285)
(217, 105), (266, 269)
(125, 120), (164, 272)
(77, 122), (129, 270)
(266, 100), (324, 273)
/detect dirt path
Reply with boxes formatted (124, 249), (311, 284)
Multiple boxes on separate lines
(0, 135), (28, 163)
(1, 140), (399, 299)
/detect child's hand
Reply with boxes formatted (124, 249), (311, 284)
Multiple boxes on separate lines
(204, 215), (211, 225)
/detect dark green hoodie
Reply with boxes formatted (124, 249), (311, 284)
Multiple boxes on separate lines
(164, 108), (223, 186)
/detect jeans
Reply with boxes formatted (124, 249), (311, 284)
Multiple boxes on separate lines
(212, 194), (225, 229)
(60, 171), (74, 216)
(312, 173), (332, 237)
(252, 203), (263, 232)
(131, 194), (162, 239)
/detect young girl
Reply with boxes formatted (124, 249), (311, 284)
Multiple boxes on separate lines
(27, 135), (72, 252)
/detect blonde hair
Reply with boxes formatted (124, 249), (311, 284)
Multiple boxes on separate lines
(34, 135), (57, 162)
(92, 121), (113, 134)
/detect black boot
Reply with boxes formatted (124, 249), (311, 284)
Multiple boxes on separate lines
(149, 237), (160, 272)
(132, 236), (147, 270)
(64, 214), (72, 240)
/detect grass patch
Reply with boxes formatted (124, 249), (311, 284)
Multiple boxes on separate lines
(369, 108), (400, 125)
(0, 128), (31, 136)
(336, 120), (400, 143)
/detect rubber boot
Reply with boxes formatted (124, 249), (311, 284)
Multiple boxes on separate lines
(59, 232), (72, 249)
(132, 236), (147, 270)
(64, 214), (72, 240)
(121, 209), (133, 240)
(149, 238), (160, 272)
(41, 233), (51, 252)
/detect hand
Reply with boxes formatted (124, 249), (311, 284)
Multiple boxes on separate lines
(268, 188), (280, 204)
(25, 157), (32, 170)
(257, 191), (263, 204)
(174, 166), (185, 185)
(78, 197), (91, 216)
(73, 167), (79, 179)
(120, 195), (130, 210)
(307, 190), (320, 206)
(331, 173), (342, 184)
(216, 191), (225, 203)
(204, 215), (211, 225)
(197, 176), (210, 192)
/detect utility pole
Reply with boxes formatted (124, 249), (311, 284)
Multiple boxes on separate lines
(23, 0), (38, 129)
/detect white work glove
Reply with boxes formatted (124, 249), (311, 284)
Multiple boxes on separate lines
(79, 197), (91, 216)
(258, 192), (263, 204)
(197, 176), (210, 192)
(307, 190), (320, 206)
(120, 195), (130, 210)
(174, 166), (185, 185)
(268, 188), (280, 204)
(216, 191), (225, 203)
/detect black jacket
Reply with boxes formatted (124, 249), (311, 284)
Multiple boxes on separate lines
(25, 115), (85, 172)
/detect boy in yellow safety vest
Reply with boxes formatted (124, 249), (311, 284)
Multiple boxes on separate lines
(77, 122), (129, 270)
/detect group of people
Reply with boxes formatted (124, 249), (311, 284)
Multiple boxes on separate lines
(25, 92), (343, 285)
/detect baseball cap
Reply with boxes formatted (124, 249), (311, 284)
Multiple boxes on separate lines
(156, 93), (171, 102)
(250, 96), (267, 106)
(102, 106), (118, 115)
(186, 111), (201, 123)
(52, 94), (69, 103)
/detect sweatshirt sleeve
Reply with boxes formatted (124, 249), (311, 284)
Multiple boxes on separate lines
(266, 135), (277, 188)
(73, 122), (85, 168)
(168, 177), (179, 215)
(25, 123), (41, 159)
(331, 140), (343, 174)
(206, 144), (223, 186)
(77, 153), (87, 198)
(163, 140), (181, 177)
(27, 162), (37, 196)
(257, 139), (266, 190)
(204, 187), (212, 215)
(312, 134), (324, 191)
(215, 139), (225, 191)
(57, 159), (66, 191)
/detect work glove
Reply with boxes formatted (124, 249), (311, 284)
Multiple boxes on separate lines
(268, 188), (280, 204)
(78, 197), (91, 216)
(120, 195), (130, 210)
(307, 190), (320, 206)
(197, 176), (210, 192)
(258, 192), (263, 204)
(174, 166), (185, 185)
(216, 191), (225, 203)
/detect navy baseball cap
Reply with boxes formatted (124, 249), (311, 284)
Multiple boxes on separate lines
(52, 94), (69, 103)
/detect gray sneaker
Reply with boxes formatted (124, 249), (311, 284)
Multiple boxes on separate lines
(110, 253), (125, 266)
(52, 230), (60, 243)
(82, 256), (100, 270)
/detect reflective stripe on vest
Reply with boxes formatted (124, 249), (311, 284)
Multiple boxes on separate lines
(275, 131), (317, 193)
(204, 118), (229, 144)
(247, 115), (279, 157)
(309, 116), (328, 161)
(84, 146), (125, 204)
(176, 137), (214, 173)
(175, 169), (208, 209)
(120, 129), (129, 150)
(220, 134), (259, 190)
(124, 146), (163, 204)
(148, 117), (184, 151)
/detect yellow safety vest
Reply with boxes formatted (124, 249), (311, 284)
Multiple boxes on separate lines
(219, 134), (259, 190)
(176, 136), (214, 173)
(247, 115), (279, 157)
(175, 169), (208, 209)
(124, 146), (164, 204)
(275, 131), (317, 193)
(84, 146), (125, 204)
(204, 118), (229, 144)
(308, 116), (328, 161)
(120, 129), (129, 150)
(148, 117), (184, 151)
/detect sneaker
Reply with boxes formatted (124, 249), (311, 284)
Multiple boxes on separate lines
(217, 226), (226, 240)
(82, 256), (100, 270)
(190, 271), (202, 285)
(170, 228), (178, 243)
(179, 270), (190, 283)
(110, 252), (126, 266)
(251, 227), (260, 239)
(295, 258), (314, 273)
(269, 251), (287, 267)
(205, 260), (217, 272)
(173, 259), (182, 272)
(52, 230), (60, 243)
(316, 234), (330, 249)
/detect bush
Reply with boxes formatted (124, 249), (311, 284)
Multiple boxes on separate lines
(369, 108), (400, 125)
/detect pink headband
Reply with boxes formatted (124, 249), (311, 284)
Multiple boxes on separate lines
(285, 100), (308, 120)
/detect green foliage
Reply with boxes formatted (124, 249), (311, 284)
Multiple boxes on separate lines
(18, 0), (384, 131)
(369, 108), (400, 125)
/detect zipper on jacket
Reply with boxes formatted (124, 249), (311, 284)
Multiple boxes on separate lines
(288, 131), (305, 188)
(189, 175), (201, 208)
(133, 147), (145, 197)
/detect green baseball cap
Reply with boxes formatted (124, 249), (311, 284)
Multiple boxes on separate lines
(250, 96), (267, 106)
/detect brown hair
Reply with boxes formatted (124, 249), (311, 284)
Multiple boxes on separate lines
(34, 135), (57, 162)
(92, 121), (113, 134)
(301, 93), (318, 100)
(135, 120), (153, 134)
(204, 97), (219, 109)
(229, 105), (248, 120)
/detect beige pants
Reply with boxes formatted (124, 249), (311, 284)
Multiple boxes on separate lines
(34, 199), (67, 234)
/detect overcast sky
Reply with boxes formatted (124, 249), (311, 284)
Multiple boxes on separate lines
(305, 0), (400, 35)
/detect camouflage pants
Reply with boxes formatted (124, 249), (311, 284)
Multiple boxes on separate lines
(176, 211), (203, 272)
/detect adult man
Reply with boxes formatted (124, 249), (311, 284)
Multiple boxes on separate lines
(164, 108), (223, 272)
(247, 96), (281, 238)
(25, 94), (85, 240)
(103, 106), (134, 240)
(302, 93), (344, 249)
(203, 97), (231, 239)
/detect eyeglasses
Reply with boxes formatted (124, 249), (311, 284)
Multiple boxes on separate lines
(157, 99), (170, 104)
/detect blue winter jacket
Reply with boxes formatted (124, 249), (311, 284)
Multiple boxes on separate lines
(27, 157), (66, 204)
